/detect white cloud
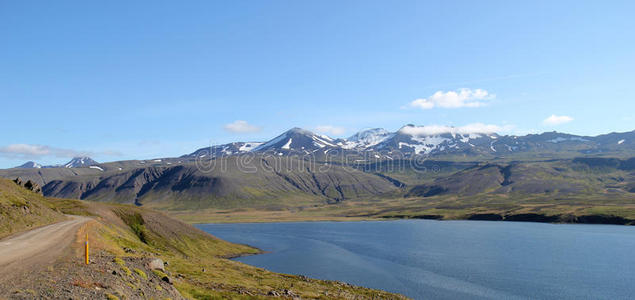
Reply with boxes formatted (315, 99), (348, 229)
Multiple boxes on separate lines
(315, 125), (346, 136)
(399, 123), (513, 136)
(543, 115), (573, 125)
(223, 120), (262, 133)
(0, 144), (51, 157)
(409, 88), (494, 109)
(0, 144), (100, 159)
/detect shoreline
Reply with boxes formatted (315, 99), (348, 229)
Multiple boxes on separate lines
(188, 212), (635, 226)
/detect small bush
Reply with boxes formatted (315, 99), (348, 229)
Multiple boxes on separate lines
(113, 257), (125, 267)
(130, 223), (149, 244)
(105, 293), (120, 300)
(133, 268), (148, 280)
(113, 210), (150, 244)
(121, 266), (131, 276)
(152, 269), (168, 278)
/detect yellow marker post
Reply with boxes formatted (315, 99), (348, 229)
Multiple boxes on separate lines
(85, 233), (89, 265)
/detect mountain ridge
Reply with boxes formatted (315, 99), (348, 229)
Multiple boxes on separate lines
(13, 156), (100, 169)
(183, 126), (635, 160)
(9, 126), (635, 170)
(1, 126), (633, 218)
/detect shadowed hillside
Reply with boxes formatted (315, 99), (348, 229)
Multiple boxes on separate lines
(1, 156), (400, 210)
(2, 153), (635, 225)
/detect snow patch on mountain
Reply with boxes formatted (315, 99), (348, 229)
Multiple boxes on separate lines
(548, 137), (589, 143)
(312, 135), (335, 148)
(254, 134), (288, 151)
(397, 142), (425, 154)
(16, 161), (43, 169)
(342, 128), (392, 149)
(282, 138), (293, 150)
(239, 142), (263, 152)
(398, 124), (501, 136)
(64, 157), (98, 168)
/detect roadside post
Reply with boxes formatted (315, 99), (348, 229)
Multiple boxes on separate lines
(85, 233), (89, 265)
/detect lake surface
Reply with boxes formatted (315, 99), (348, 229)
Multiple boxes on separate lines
(197, 220), (635, 299)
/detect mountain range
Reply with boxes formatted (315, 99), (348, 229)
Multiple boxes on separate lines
(2, 125), (634, 219)
(16, 156), (99, 169)
(17, 126), (634, 169)
(183, 125), (634, 160)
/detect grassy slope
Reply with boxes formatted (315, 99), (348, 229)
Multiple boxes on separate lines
(0, 178), (66, 239)
(39, 195), (405, 298)
(175, 159), (635, 224)
(174, 157), (635, 225)
(3, 156), (635, 226)
(174, 194), (635, 225)
(0, 156), (401, 211)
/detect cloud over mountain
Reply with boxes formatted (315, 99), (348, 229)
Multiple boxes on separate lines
(410, 88), (493, 109)
(0, 144), (89, 159)
(223, 120), (262, 133)
(0, 144), (122, 160)
(315, 125), (346, 136)
(398, 123), (510, 136)
(543, 115), (574, 125)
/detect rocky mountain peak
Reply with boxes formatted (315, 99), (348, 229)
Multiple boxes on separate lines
(64, 157), (98, 168)
(15, 161), (42, 169)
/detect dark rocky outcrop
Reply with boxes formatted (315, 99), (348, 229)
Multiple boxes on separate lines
(467, 213), (632, 225)
(572, 215), (631, 225)
(468, 213), (503, 221)
(13, 178), (42, 195)
(411, 214), (444, 220)
(504, 213), (560, 223)
(374, 173), (406, 188)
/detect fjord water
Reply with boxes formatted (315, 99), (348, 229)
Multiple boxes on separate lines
(198, 220), (635, 299)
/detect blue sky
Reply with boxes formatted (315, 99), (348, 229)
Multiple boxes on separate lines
(1, 0), (634, 168)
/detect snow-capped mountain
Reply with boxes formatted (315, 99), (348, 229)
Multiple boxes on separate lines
(368, 124), (500, 155)
(340, 128), (392, 150)
(185, 128), (340, 158)
(184, 142), (264, 158)
(63, 157), (99, 168)
(9, 127), (635, 171)
(181, 126), (635, 160)
(14, 157), (101, 169)
(254, 127), (336, 154)
(15, 161), (43, 169)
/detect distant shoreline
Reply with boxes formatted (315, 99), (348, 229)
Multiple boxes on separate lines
(188, 212), (635, 226)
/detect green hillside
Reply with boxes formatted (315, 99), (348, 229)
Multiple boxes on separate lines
(0, 156), (401, 210)
(2, 156), (635, 225)
(0, 178), (66, 239)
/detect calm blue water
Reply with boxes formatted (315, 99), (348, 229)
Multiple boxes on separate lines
(197, 220), (635, 299)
